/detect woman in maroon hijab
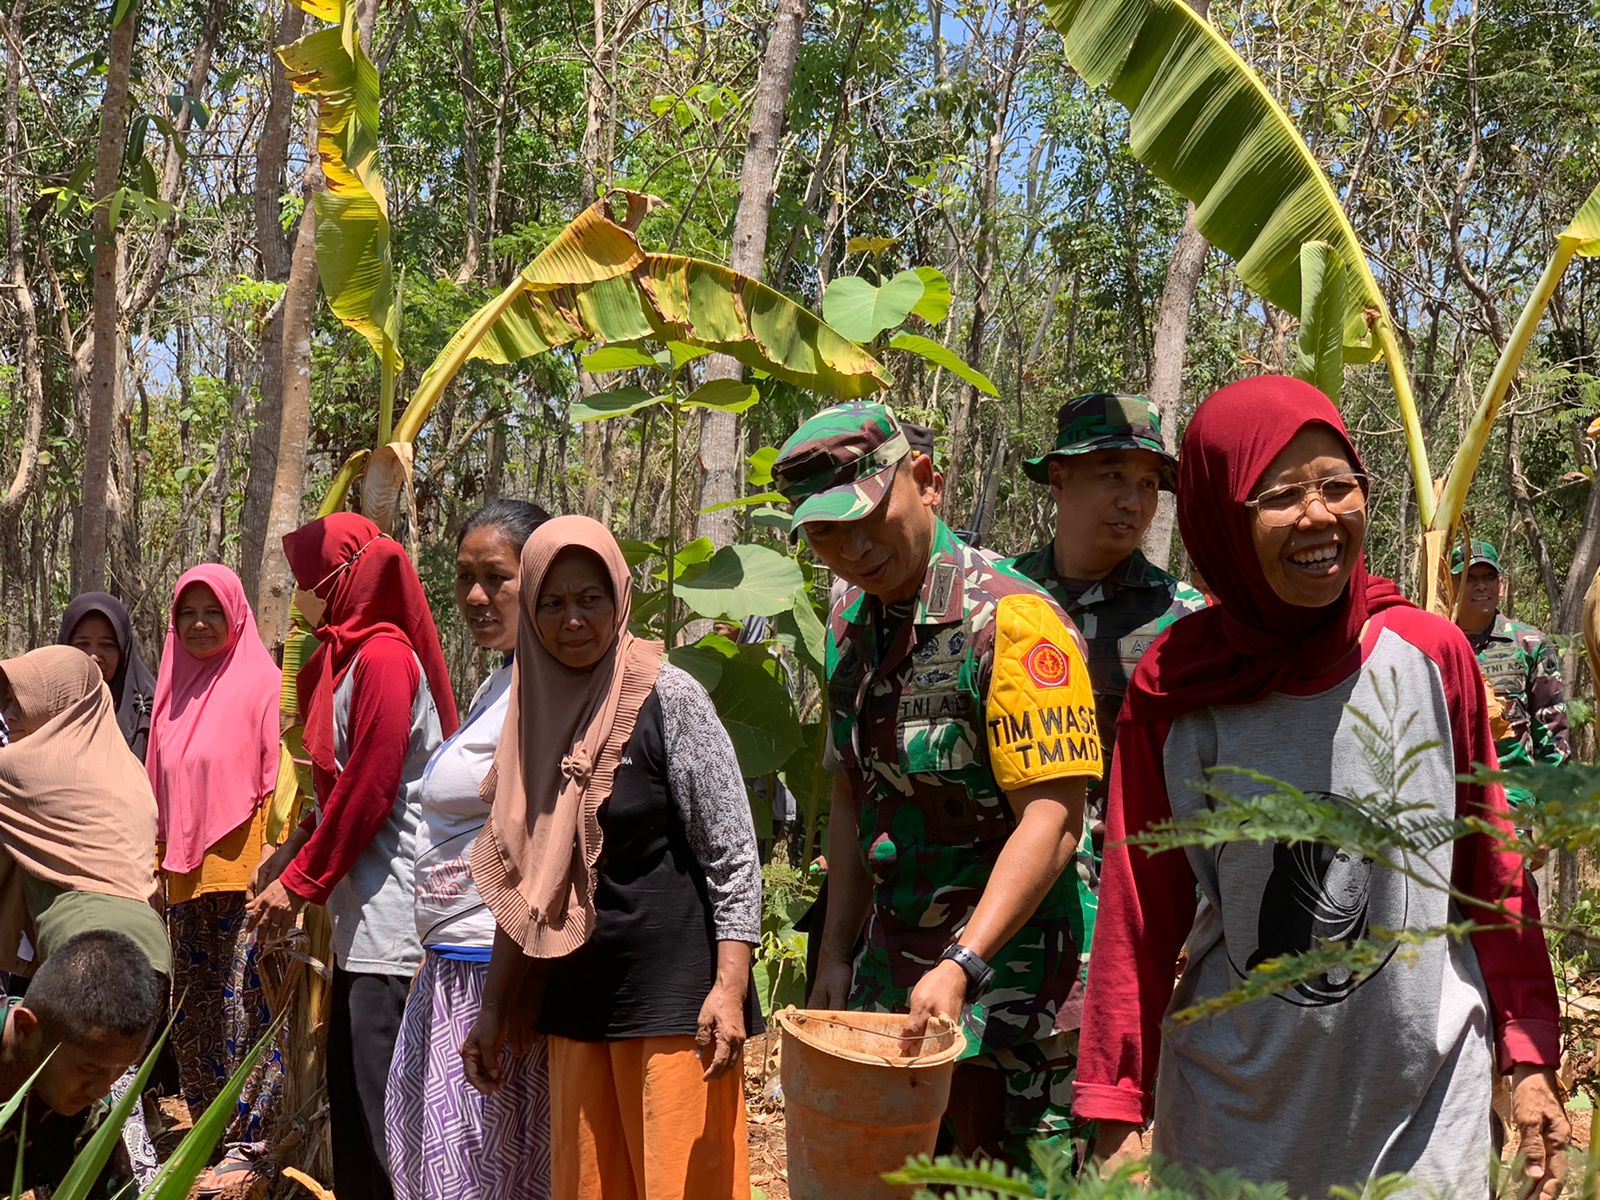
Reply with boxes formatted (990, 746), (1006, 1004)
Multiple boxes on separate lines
(248, 513), (458, 1200)
(1074, 377), (1566, 1197)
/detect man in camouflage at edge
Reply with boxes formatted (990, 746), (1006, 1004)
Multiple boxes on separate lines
(1452, 540), (1571, 819)
(779, 401), (1103, 1173)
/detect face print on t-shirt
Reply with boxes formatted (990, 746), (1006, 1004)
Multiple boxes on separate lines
(1229, 793), (1400, 1007)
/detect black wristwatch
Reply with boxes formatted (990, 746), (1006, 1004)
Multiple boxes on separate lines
(939, 943), (995, 1000)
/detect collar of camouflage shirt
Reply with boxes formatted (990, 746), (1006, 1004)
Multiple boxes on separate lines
(838, 519), (969, 629)
(1025, 544), (1166, 593)
(1471, 610), (1515, 647)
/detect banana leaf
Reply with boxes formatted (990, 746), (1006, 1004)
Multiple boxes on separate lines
(392, 191), (887, 451)
(1042, 0), (1433, 523)
(1433, 181), (1600, 535)
(1293, 242), (1348, 405)
(278, 0), (402, 443)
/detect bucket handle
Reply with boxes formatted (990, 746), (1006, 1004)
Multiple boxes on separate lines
(780, 1009), (959, 1058)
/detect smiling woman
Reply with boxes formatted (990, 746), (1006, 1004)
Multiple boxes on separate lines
(1074, 376), (1568, 1200)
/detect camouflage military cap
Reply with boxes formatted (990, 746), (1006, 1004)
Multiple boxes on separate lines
(1022, 392), (1177, 490)
(1450, 539), (1500, 575)
(774, 401), (910, 531)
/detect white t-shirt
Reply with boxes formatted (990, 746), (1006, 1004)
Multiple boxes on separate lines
(412, 660), (511, 949)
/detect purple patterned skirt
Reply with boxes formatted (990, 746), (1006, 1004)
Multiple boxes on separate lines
(384, 951), (551, 1200)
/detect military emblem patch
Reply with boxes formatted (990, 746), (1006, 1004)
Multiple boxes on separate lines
(1024, 638), (1071, 688)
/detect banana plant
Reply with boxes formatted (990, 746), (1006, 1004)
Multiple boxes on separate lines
(277, 0), (403, 444)
(343, 189), (889, 521)
(1432, 182), (1600, 537)
(1041, 0), (1432, 524)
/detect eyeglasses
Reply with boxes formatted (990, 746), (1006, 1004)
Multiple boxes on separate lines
(1245, 473), (1369, 528)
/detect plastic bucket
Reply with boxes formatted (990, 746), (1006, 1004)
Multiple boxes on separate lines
(777, 1006), (966, 1200)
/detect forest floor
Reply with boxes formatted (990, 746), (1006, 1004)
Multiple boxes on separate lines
(745, 1032), (791, 1200)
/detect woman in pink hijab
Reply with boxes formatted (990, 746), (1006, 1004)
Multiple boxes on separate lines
(146, 563), (285, 1189)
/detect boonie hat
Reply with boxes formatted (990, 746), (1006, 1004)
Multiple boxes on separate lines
(773, 402), (910, 532)
(1022, 392), (1178, 490)
(1450, 540), (1500, 575)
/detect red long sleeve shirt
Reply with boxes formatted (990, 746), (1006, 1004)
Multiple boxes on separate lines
(281, 638), (420, 907)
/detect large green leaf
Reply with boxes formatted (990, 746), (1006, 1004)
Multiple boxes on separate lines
(667, 635), (737, 693)
(569, 387), (664, 422)
(1434, 181), (1600, 536)
(1293, 242), (1347, 405)
(277, 1), (401, 440)
(888, 332), (998, 397)
(674, 544), (806, 620)
(909, 266), (953, 325)
(1042, 0), (1433, 523)
(747, 445), (778, 486)
(708, 651), (804, 775)
(821, 270), (926, 342)
(581, 343), (659, 373)
(681, 379), (759, 413)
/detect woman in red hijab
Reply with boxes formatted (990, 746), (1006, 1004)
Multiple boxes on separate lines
(249, 513), (458, 1200)
(1074, 377), (1565, 1197)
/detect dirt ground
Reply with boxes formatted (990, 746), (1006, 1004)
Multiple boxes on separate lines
(745, 1032), (791, 1200)
(154, 1032), (1596, 1200)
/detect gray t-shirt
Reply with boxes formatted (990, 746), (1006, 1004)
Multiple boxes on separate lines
(1155, 625), (1493, 1198)
(326, 649), (440, 975)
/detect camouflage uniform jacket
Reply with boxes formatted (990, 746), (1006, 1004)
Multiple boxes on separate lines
(1468, 611), (1570, 807)
(826, 519), (1103, 1056)
(1003, 545), (1208, 820)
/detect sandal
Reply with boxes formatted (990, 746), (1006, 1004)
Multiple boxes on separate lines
(192, 1158), (260, 1196)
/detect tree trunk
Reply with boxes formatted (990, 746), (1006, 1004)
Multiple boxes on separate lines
(75, 0), (140, 593)
(241, 1), (306, 604)
(1140, 205), (1208, 570)
(254, 141), (321, 646)
(945, 5), (1028, 495)
(692, 0), (806, 547)
(1558, 480), (1600, 634)
(454, 0), (483, 283)
(0, 0), (45, 530)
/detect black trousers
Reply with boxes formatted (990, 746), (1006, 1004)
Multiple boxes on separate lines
(328, 967), (409, 1200)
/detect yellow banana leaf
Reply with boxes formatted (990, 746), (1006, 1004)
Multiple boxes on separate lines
(267, 732), (311, 844)
(278, 0), (402, 442)
(391, 190), (887, 449)
(1042, 0), (1433, 524)
(1433, 181), (1600, 535)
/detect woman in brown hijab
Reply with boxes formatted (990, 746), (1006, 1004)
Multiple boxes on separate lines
(0, 645), (167, 981)
(0, 644), (169, 1190)
(461, 515), (762, 1200)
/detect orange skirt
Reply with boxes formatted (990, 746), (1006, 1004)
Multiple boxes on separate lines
(547, 1034), (749, 1200)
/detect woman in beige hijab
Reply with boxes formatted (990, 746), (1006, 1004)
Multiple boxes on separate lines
(462, 515), (761, 1200)
(0, 644), (170, 1190)
(0, 645), (167, 981)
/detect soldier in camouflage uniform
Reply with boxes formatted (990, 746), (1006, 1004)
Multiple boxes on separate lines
(1452, 540), (1570, 813)
(1006, 393), (1208, 828)
(777, 401), (1102, 1176)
